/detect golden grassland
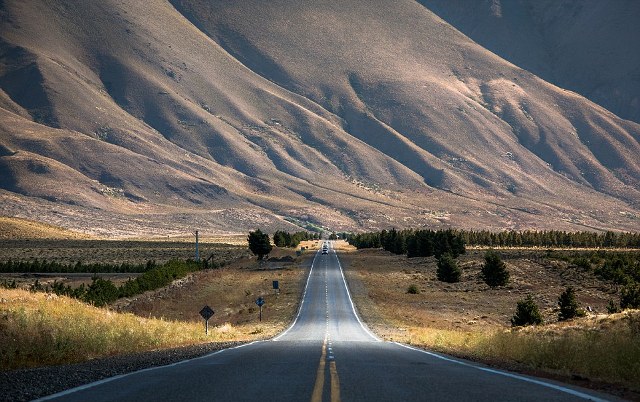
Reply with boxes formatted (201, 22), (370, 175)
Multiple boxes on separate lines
(0, 217), (94, 240)
(342, 248), (640, 392)
(0, 288), (255, 370)
(0, 246), (310, 371)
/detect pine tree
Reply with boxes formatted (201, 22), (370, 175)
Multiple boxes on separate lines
(558, 286), (585, 321)
(436, 253), (461, 283)
(511, 295), (543, 327)
(248, 229), (273, 260)
(481, 250), (509, 287)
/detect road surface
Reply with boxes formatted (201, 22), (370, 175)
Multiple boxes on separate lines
(39, 243), (616, 401)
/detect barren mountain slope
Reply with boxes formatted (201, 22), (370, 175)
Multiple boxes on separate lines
(420, 0), (640, 124)
(0, 0), (639, 235)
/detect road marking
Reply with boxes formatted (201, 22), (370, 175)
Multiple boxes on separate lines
(333, 253), (380, 341)
(330, 360), (341, 402)
(311, 337), (327, 402)
(273, 249), (320, 341)
(35, 341), (264, 401)
(394, 343), (609, 402)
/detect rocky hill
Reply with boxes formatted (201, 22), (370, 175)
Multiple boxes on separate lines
(1, 0), (639, 236)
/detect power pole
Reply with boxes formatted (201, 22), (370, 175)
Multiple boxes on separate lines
(194, 230), (200, 262)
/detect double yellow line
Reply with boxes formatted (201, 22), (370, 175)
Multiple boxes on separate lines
(311, 337), (341, 402)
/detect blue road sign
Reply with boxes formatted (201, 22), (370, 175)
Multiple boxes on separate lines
(273, 280), (279, 290)
(256, 297), (265, 307)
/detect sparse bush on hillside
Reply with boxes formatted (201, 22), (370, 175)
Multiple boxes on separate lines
(607, 299), (621, 314)
(407, 284), (420, 294)
(436, 253), (461, 283)
(558, 286), (585, 321)
(511, 295), (543, 327)
(481, 250), (509, 287)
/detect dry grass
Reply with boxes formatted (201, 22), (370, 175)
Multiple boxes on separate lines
(0, 245), (310, 371)
(0, 288), (255, 370)
(0, 217), (94, 240)
(342, 248), (640, 392)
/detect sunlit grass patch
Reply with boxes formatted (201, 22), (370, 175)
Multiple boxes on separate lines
(0, 289), (263, 370)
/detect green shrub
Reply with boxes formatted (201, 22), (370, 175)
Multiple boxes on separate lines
(620, 284), (640, 310)
(558, 286), (585, 321)
(481, 250), (509, 287)
(407, 284), (420, 294)
(511, 295), (543, 327)
(436, 253), (461, 283)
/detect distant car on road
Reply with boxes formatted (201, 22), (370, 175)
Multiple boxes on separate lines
(322, 249), (328, 254)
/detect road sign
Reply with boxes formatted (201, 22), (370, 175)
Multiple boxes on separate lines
(256, 297), (265, 321)
(273, 280), (279, 290)
(200, 305), (215, 320)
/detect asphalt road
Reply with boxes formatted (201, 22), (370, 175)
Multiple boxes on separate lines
(39, 243), (617, 401)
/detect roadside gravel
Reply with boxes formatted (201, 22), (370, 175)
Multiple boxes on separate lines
(0, 341), (244, 402)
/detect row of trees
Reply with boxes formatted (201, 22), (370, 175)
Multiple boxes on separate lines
(348, 229), (466, 258)
(462, 230), (640, 249)
(272, 230), (316, 248)
(13, 259), (204, 307)
(0, 259), (156, 274)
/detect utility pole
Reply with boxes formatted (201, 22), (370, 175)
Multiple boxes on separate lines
(194, 230), (200, 262)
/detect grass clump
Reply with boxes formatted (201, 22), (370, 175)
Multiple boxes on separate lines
(407, 284), (420, 294)
(0, 289), (247, 370)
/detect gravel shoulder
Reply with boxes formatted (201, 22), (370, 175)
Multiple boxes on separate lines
(0, 341), (244, 402)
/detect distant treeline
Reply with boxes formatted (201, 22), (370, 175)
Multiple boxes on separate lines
(346, 229), (640, 251)
(347, 229), (466, 258)
(273, 230), (320, 248)
(0, 259), (156, 274)
(462, 230), (640, 249)
(2, 259), (205, 307)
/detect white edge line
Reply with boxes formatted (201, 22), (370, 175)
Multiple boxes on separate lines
(394, 343), (610, 402)
(272, 248), (319, 341)
(334, 249), (381, 342)
(34, 341), (263, 401)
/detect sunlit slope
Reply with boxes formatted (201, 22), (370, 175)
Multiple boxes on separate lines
(0, 0), (639, 234)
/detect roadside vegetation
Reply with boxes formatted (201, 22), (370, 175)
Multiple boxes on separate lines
(0, 234), (310, 371)
(342, 244), (640, 394)
(0, 288), (250, 370)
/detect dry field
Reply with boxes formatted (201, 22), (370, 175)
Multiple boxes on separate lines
(341, 247), (640, 395)
(0, 243), (312, 370)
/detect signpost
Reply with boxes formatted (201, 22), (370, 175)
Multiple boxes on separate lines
(199, 305), (215, 335)
(273, 280), (279, 295)
(255, 297), (265, 321)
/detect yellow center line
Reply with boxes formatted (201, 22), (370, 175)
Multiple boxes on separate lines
(330, 360), (341, 402)
(311, 338), (327, 402)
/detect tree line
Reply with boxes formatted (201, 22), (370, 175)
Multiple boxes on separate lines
(347, 228), (466, 258)
(2, 259), (215, 307)
(462, 230), (640, 249)
(0, 259), (156, 274)
(272, 230), (319, 248)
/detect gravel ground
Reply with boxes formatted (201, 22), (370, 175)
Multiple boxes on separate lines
(0, 342), (244, 402)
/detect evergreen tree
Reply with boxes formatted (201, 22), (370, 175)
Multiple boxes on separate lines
(248, 229), (272, 260)
(620, 284), (640, 309)
(436, 253), (461, 283)
(481, 250), (509, 287)
(558, 286), (585, 321)
(511, 295), (543, 327)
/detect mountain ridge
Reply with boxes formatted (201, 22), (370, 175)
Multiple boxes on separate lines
(0, 0), (639, 236)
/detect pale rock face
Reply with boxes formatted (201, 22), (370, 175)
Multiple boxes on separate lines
(0, 0), (638, 235)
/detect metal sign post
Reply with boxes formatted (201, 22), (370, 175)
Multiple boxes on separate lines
(199, 305), (215, 335)
(255, 297), (265, 321)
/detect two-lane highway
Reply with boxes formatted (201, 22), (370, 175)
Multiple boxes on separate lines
(39, 242), (616, 401)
